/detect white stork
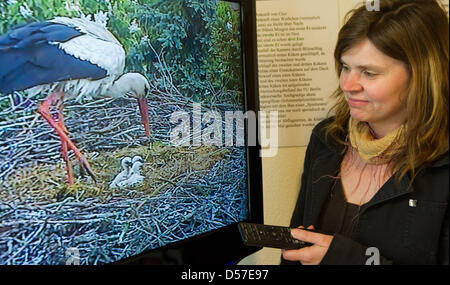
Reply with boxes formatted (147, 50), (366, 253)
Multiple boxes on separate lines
(0, 17), (151, 185)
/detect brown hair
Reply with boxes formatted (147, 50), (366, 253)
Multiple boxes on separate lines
(325, 0), (449, 182)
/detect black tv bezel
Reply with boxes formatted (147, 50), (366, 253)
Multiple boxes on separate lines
(114, 0), (263, 265)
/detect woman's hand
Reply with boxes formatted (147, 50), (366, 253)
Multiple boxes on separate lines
(282, 226), (334, 265)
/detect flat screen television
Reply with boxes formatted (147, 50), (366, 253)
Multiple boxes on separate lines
(0, 0), (262, 265)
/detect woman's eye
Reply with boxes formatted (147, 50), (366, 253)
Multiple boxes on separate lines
(363, 71), (376, 78)
(341, 65), (350, 72)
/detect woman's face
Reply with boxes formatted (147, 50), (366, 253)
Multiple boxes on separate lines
(339, 38), (410, 137)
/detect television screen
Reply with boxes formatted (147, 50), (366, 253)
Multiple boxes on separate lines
(0, 0), (262, 265)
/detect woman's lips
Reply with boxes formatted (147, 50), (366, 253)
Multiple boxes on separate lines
(347, 98), (369, 107)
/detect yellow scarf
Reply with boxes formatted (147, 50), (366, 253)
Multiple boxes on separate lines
(348, 117), (405, 164)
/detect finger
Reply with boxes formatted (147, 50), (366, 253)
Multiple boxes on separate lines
(307, 225), (315, 230)
(282, 247), (315, 263)
(291, 228), (331, 247)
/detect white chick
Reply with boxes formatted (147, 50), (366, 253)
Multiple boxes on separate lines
(109, 156), (132, 189)
(117, 156), (145, 188)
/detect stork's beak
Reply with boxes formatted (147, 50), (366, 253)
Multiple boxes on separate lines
(137, 97), (150, 137)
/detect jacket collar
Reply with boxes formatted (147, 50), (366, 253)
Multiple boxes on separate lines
(306, 122), (434, 224)
(431, 152), (449, 168)
(306, 144), (415, 224)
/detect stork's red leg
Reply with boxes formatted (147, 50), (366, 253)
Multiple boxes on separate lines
(37, 92), (97, 183)
(56, 104), (74, 185)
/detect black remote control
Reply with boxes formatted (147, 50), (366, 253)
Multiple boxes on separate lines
(238, 222), (313, 250)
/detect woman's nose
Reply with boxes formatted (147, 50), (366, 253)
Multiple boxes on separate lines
(340, 71), (363, 93)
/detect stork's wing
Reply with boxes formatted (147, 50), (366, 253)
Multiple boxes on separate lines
(51, 17), (122, 47)
(0, 21), (107, 94)
(50, 17), (126, 77)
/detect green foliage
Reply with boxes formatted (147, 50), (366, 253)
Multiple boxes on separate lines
(0, 0), (243, 105)
(208, 2), (243, 102)
(132, 0), (216, 100)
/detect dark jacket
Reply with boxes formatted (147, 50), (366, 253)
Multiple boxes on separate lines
(281, 118), (449, 265)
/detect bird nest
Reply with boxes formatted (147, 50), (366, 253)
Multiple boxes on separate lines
(1, 143), (230, 203)
(0, 143), (248, 265)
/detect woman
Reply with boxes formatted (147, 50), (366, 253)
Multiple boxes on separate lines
(282, 0), (448, 265)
